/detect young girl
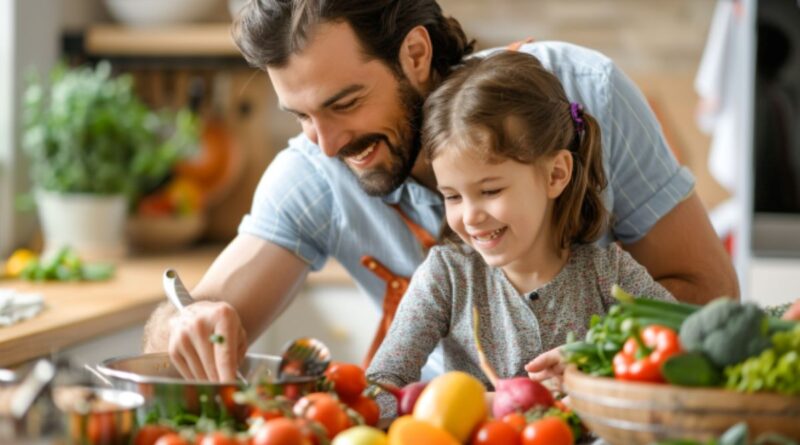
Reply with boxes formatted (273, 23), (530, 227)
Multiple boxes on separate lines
(366, 51), (675, 407)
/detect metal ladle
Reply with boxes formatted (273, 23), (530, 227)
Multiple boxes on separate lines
(277, 337), (331, 380)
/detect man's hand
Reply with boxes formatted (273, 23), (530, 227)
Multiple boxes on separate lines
(142, 234), (311, 382)
(525, 346), (566, 382)
(167, 300), (247, 382)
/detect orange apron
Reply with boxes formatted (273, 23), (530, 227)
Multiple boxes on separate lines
(361, 205), (437, 368)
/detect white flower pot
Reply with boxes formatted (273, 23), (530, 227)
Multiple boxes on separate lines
(36, 190), (129, 261)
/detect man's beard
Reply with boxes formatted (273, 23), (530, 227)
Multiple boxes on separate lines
(337, 79), (423, 196)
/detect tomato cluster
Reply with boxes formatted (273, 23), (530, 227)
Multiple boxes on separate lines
(132, 362), (376, 445)
(470, 411), (574, 445)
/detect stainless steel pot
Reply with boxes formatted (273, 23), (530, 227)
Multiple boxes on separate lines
(53, 386), (144, 445)
(96, 352), (318, 421)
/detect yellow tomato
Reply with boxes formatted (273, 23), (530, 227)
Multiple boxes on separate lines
(332, 426), (388, 445)
(387, 416), (459, 445)
(412, 371), (487, 443)
(5, 249), (38, 277)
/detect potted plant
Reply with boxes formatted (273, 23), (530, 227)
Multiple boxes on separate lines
(22, 61), (197, 260)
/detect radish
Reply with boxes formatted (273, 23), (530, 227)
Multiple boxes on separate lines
(376, 381), (428, 416)
(472, 306), (555, 418)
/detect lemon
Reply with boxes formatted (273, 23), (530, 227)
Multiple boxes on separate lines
(5, 249), (38, 277)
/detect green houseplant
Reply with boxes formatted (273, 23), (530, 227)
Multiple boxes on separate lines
(22, 61), (197, 259)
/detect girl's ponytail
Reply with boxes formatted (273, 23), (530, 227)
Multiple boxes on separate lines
(552, 109), (608, 249)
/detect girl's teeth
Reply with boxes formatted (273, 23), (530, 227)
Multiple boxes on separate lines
(353, 142), (377, 161)
(475, 228), (504, 241)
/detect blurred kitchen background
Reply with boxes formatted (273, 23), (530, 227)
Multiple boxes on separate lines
(0, 0), (798, 365)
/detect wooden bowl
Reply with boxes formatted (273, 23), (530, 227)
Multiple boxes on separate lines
(563, 366), (800, 444)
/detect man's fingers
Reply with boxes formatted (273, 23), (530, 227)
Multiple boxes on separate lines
(170, 347), (193, 380)
(214, 315), (239, 382)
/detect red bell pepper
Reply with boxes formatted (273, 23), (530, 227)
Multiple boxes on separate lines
(612, 324), (682, 383)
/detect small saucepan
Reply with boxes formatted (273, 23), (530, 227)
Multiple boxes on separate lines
(53, 385), (144, 445)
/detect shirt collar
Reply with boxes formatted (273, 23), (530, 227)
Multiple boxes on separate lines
(382, 178), (443, 207)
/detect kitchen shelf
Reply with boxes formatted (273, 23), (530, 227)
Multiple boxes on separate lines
(85, 24), (240, 57)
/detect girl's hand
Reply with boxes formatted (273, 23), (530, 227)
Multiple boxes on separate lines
(525, 346), (566, 382)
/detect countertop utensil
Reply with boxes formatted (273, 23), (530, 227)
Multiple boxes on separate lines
(162, 268), (247, 383)
(277, 337), (331, 379)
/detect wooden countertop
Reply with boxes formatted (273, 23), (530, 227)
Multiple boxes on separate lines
(0, 245), (352, 368)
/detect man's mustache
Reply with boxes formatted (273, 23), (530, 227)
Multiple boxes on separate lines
(337, 134), (389, 159)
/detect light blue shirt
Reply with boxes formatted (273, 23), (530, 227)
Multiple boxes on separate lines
(239, 41), (694, 375)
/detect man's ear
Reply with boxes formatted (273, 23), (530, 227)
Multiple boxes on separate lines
(546, 149), (574, 199)
(398, 25), (433, 91)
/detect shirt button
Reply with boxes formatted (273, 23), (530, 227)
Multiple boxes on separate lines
(528, 291), (539, 301)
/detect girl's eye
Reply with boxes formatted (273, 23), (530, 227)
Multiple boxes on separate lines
(443, 194), (461, 202)
(482, 188), (502, 196)
(332, 98), (358, 111)
(294, 113), (310, 123)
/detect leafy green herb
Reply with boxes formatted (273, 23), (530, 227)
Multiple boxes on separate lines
(724, 324), (800, 396)
(19, 246), (114, 281)
(22, 61), (198, 204)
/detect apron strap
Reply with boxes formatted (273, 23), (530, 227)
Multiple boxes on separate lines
(390, 204), (437, 250)
(361, 205), (437, 368)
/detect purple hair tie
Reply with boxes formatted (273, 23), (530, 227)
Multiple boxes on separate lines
(570, 102), (585, 133)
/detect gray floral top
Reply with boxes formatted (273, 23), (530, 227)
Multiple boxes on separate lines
(367, 243), (674, 393)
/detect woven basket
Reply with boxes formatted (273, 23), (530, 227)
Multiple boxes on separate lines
(563, 366), (800, 445)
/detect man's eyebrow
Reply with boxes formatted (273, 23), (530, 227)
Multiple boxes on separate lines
(279, 84), (365, 115)
(321, 84), (365, 108)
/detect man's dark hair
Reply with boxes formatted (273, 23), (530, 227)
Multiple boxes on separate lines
(232, 0), (474, 81)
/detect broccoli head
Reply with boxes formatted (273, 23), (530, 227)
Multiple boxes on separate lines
(679, 297), (771, 368)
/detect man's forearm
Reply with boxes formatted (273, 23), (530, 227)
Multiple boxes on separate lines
(656, 273), (739, 305)
(142, 302), (178, 353)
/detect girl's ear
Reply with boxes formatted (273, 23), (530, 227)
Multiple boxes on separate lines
(546, 149), (573, 199)
(398, 25), (433, 91)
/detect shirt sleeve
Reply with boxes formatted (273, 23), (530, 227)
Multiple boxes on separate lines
(604, 63), (695, 244)
(605, 244), (675, 303)
(366, 248), (453, 414)
(237, 147), (333, 271)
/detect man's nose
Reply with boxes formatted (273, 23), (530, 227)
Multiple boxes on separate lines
(305, 118), (349, 157)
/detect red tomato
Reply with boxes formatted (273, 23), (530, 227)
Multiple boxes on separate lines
(323, 362), (367, 401)
(521, 417), (574, 445)
(197, 431), (237, 445)
(134, 425), (175, 445)
(346, 395), (380, 427)
(87, 412), (117, 445)
(155, 433), (190, 445)
(294, 393), (349, 439)
(471, 419), (521, 445)
(293, 418), (326, 445)
(251, 418), (310, 445)
(501, 412), (527, 433)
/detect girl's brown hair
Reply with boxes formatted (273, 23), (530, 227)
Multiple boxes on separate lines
(422, 51), (608, 249)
